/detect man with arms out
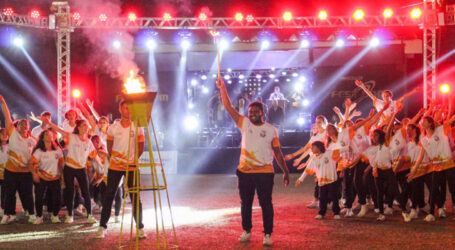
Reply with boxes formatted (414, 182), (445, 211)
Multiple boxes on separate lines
(217, 77), (290, 246)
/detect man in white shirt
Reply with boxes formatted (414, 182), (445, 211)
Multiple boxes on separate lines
(31, 111), (52, 139)
(269, 86), (286, 101)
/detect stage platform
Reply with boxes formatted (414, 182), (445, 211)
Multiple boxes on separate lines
(1, 174), (455, 249)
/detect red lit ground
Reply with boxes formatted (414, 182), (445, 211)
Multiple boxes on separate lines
(1, 174), (455, 249)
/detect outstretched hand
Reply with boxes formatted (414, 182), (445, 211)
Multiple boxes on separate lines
(354, 80), (364, 87)
(283, 172), (289, 187)
(86, 98), (94, 107)
(284, 154), (294, 161)
(216, 76), (224, 89)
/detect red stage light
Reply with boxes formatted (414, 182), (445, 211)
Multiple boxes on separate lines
(318, 10), (328, 21)
(246, 14), (254, 23)
(199, 13), (207, 21)
(163, 12), (172, 21)
(383, 8), (393, 19)
(30, 10), (40, 19)
(283, 11), (293, 22)
(353, 9), (365, 21)
(410, 8), (422, 19)
(3, 7), (14, 17)
(72, 12), (81, 21)
(234, 12), (244, 22)
(128, 12), (137, 21)
(440, 84), (451, 94)
(99, 13), (107, 22)
(72, 89), (82, 99)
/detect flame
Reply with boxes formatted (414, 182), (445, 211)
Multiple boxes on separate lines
(124, 70), (146, 94)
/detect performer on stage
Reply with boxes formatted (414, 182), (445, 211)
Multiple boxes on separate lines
(31, 111), (52, 140)
(216, 76), (289, 247)
(269, 86), (286, 101)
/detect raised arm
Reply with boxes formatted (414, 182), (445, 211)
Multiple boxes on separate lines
(216, 76), (241, 125)
(42, 117), (69, 141)
(355, 80), (377, 102)
(86, 99), (101, 122)
(397, 87), (422, 103)
(332, 106), (345, 124)
(0, 94), (14, 129)
(78, 103), (97, 134)
(409, 108), (425, 125)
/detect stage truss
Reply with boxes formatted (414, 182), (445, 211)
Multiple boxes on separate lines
(0, 1), (453, 122)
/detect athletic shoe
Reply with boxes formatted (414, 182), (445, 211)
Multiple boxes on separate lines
(34, 216), (43, 225)
(357, 205), (368, 217)
(421, 204), (430, 214)
(238, 231), (251, 242)
(75, 205), (86, 217)
(24, 211), (29, 217)
(263, 234), (272, 246)
(138, 229), (147, 239)
(334, 215), (341, 220)
(377, 214), (386, 221)
(51, 215), (61, 223)
(28, 215), (37, 224)
(438, 208), (447, 218)
(86, 215), (97, 224)
(409, 209), (419, 219)
(424, 214), (435, 222)
(0, 215), (15, 224)
(393, 200), (400, 206)
(64, 215), (73, 224)
(344, 208), (354, 217)
(402, 212), (411, 222)
(307, 201), (319, 209)
(353, 203), (361, 210)
(314, 214), (324, 220)
(114, 216), (120, 223)
(0, 208), (4, 217)
(384, 206), (393, 215)
(96, 227), (106, 239)
(374, 208), (380, 214)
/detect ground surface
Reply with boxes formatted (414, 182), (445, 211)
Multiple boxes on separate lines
(1, 174), (455, 249)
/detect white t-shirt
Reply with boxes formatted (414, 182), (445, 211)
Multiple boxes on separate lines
(31, 125), (48, 139)
(6, 129), (36, 173)
(362, 145), (393, 170)
(389, 128), (408, 161)
(304, 150), (339, 186)
(421, 124), (455, 171)
(374, 99), (397, 122)
(31, 148), (64, 181)
(351, 125), (371, 157)
(107, 120), (145, 171)
(0, 145), (9, 179)
(65, 134), (97, 169)
(407, 140), (430, 178)
(237, 116), (279, 173)
(62, 120), (76, 133)
(94, 126), (108, 146)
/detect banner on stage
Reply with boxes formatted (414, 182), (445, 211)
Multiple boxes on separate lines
(139, 151), (178, 174)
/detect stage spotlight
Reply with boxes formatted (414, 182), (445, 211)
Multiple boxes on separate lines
(73, 12), (81, 21)
(112, 40), (121, 49)
(219, 39), (230, 50)
(212, 74), (217, 78)
(410, 8), (422, 19)
(239, 74), (245, 79)
(302, 99), (310, 106)
(191, 79), (198, 86)
(13, 37), (24, 47)
(440, 83), (451, 94)
(227, 68), (232, 73)
(181, 39), (191, 50)
(282, 72), (287, 76)
(286, 79), (291, 82)
(269, 74), (275, 78)
(202, 86), (209, 94)
(318, 10), (328, 21)
(235, 12), (244, 22)
(383, 8), (393, 19)
(292, 73), (299, 77)
(99, 13), (108, 22)
(201, 75), (207, 80)
(274, 79), (279, 82)
(297, 117), (305, 125)
(146, 39), (157, 50)
(199, 13), (208, 21)
(183, 115), (199, 131)
(228, 80), (232, 84)
(188, 102), (194, 109)
(3, 7), (14, 17)
(224, 75), (231, 80)
(299, 76), (307, 82)
(246, 14), (254, 23)
(72, 89), (82, 99)
(283, 11), (293, 22)
(353, 9), (365, 21)
(271, 67), (276, 71)
(128, 12), (137, 21)
(163, 13), (172, 21)
(30, 10), (40, 19)
(261, 40), (271, 49)
(335, 39), (345, 47)
(300, 39), (310, 48)
(256, 74), (262, 79)
(294, 82), (303, 92)
(370, 37), (380, 47)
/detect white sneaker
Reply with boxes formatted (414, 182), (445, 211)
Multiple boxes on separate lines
(238, 231), (251, 242)
(384, 206), (393, 215)
(344, 209), (354, 217)
(0, 215), (15, 224)
(402, 212), (411, 222)
(334, 215), (341, 220)
(28, 215), (37, 224)
(393, 200), (400, 206)
(75, 205), (86, 217)
(51, 215), (61, 223)
(314, 214), (324, 220)
(424, 214), (435, 222)
(34, 216), (43, 225)
(96, 227), (107, 239)
(377, 214), (385, 221)
(86, 215), (97, 224)
(307, 200), (319, 209)
(357, 205), (368, 217)
(438, 208), (447, 218)
(114, 216), (120, 223)
(65, 215), (73, 224)
(263, 234), (272, 246)
(24, 211), (29, 217)
(409, 209), (418, 219)
(138, 229), (147, 239)
(374, 208), (380, 214)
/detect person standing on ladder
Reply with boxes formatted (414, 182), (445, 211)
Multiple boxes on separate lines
(216, 77), (290, 247)
(97, 100), (146, 239)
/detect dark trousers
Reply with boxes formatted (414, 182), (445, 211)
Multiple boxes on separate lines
(319, 181), (341, 216)
(3, 170), (34, 216)
(410, 175), (426, 209)
(354, 161), (368, 205)
(34, 179), (61, 217)
(442, 168), (455, 207)
(0, 179), (5, 210)
(364, 168), (378, 209)
(237, 170), (274, 235)
(100, 169), (143, 229)
(314, 182), (319, 200)
(374, 169), (397, 214)
(63, 166), (92, 217)
(343, 168), (356, 208)
(95, 182), (122, 216)
(423, 171), (444, 215)
(396, 170), (411, 212)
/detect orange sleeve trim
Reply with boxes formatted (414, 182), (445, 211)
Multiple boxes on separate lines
(89, 150), (97, 159)
(349, 127), (356, 140)
(7, 126), (14, 137)
(30, 156), (39, 165)
(443, 123), (451, 136)
(332, 150), (340, 161)
(107, 135), (114, 141)
(237, 116), (244, 128)
(272, 137), (280, 147)
(137, 134), (145, 143)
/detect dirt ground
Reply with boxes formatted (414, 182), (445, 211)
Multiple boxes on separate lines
(1, 174), (455, 249)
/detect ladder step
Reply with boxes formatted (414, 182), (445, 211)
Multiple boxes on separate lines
(136, 163), (162, 167)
